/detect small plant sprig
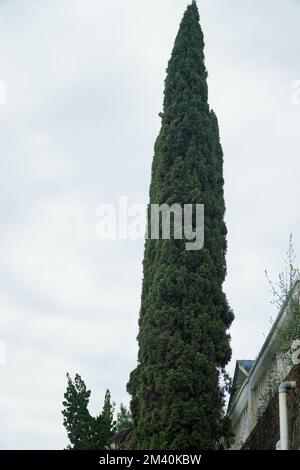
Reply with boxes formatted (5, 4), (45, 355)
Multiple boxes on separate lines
(265, 235), (300, 363)
(265, 235), (299, 310)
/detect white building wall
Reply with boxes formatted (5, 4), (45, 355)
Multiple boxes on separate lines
(228, 282), (300, 449)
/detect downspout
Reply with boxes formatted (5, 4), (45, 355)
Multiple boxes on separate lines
(278, 381), (296, 450)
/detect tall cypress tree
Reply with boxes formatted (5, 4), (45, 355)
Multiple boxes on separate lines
(127, 1), (233, 449)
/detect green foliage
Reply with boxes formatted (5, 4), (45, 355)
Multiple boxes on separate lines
(265, 235), (300, 363)
(91, 389), (116, 450)
(127, 1), (233, 449)
(279, 302), (300, 360)
(265, 235), (299, 311)
(255, 236), (300, 419)
(62, 374), (115, 450)
(116, 404), (133, 434)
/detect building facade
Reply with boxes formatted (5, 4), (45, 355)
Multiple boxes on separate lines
(228, 281), (300, 449)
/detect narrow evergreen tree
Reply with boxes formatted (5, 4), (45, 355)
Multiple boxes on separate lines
(62, 374), (115, 449)
(94, 390), (116, 448)
(127, 1), (233, 449)
(62, 374), (94, 449)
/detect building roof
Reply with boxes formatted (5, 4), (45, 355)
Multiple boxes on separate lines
(238, 360), (255, 374)
(228, 360), (255, 410)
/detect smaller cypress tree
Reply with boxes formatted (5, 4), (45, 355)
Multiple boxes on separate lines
(62, 373), (94, 450)
(62, 374), (115, 450)
(93, 390), (116, 448)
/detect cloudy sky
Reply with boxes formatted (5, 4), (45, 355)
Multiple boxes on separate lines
(0, 0), (299, 449)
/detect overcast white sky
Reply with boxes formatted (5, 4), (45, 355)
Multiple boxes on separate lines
(0, 0), (299, 449)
